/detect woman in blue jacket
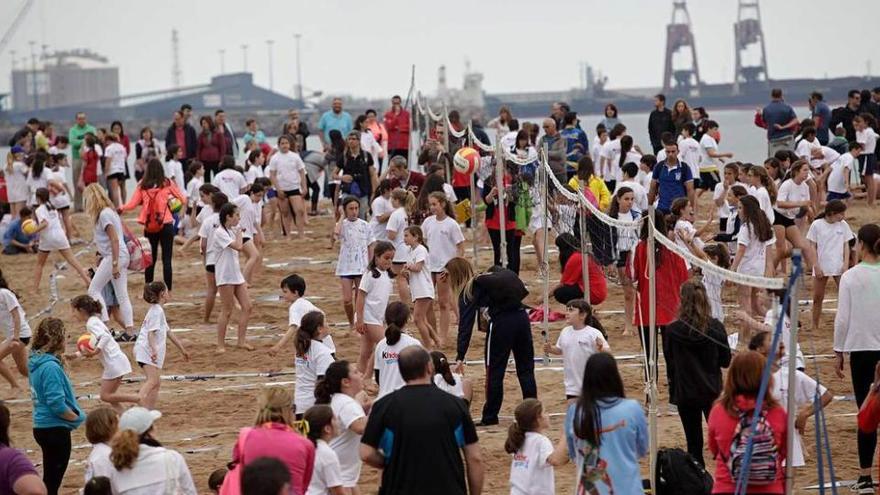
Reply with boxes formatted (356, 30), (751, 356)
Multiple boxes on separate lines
(28, 317), (85, 495)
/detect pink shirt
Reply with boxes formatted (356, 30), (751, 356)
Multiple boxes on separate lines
(232, 423), (316, 495)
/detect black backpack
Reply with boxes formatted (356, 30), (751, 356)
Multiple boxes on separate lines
(655, 448), (713, 495)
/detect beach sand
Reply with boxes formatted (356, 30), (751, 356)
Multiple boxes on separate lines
(3, 195), (874, 494)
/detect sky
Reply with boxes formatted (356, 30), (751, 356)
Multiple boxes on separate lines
(1, 0), (878, 102)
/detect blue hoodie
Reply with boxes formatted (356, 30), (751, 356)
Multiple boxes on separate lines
(28, 352), (85, 430)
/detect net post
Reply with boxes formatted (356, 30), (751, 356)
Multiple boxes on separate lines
(443, 103), (452, 182)
(467, 125), (479, 270)
(647, 205), (658, 493)
(784, 248), (802, 495)
(495, 137), (507, 267)
(579, 207), (589, 302)
(541, 152), (551, 365)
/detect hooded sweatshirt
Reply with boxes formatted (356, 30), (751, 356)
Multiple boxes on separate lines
(662, 318), (731, 407)
(28, 352), (85, 430)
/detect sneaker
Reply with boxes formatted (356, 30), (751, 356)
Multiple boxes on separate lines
(851, 476), (874, 494)
(476, 418), (499, 427)
(113, 331), (136, 343)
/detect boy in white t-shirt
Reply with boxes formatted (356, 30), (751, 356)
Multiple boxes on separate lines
(270, 273), (335, 356)
(543, 300), (609, 399)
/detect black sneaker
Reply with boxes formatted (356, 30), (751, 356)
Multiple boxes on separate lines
(852, 476), (874, 494)
(113, 331), (136, 343)
(476, 418), (499, 427)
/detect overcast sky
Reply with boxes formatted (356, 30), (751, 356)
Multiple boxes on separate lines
(1, 0), (878, 101)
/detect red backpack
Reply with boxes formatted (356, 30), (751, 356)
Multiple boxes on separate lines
(142, 187), (169, 234)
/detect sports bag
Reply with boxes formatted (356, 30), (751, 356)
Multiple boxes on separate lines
(655, 447), (712, 495)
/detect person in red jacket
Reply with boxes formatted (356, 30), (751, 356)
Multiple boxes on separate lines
(196, 116), (227, 182)
(383, 95), (410, 159)
(552, 232), (607, 306)
(630, 212), (688, 388)
(708, 351), (787, 495)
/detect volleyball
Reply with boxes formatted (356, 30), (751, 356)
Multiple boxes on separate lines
(21, 219), (38, 235)
(168, 197), (183, 214)
(77, 334), (97, 353)
(453, 147), (479, 175)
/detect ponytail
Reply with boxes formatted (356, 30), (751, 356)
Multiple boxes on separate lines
(504, 398), (542, 454)
(109, 430), (141, 470)
(295, 311), (325, 357)
(383, 302), (409, 346)
(314, 360), (350, 405)
(70, 294), (103, 316)
(303, 405), (334, 447)
(430, 351), (456, 386)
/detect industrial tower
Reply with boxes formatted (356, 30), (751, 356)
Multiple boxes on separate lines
(662, 1), (701, 94)
(733, 0), (769, 94)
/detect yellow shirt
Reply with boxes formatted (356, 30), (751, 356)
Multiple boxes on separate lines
(568, 176), (611, 212)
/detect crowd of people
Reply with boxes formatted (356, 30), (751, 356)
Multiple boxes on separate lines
(0, 85), (879, 495)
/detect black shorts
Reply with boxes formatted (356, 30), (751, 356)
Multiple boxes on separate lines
(698, 171), (720, 191)
(206, 264), (215, 273)
(772, 211), (795, 228)
(243, 237), (252, 244)
(56, 205), (70, 212)
(137, 361), (148, 368)
(107, 172), (126, 181)
(19, 337), (30, 345)
(616, 250), (631, 268)
(860, 154), (878, 176)
(392, 261), (406, 267)
(566, 394), (578, 400)
(283, 189), (301, 197)
(339, 274), (360, 280)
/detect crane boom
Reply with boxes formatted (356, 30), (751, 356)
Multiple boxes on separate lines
(0, 0), (35, 57)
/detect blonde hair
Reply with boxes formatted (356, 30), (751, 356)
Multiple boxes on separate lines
(445, 257), (475, 302)
(391, 189), (416, 215)
(83, 184), (115, 223)
(31, 318), (67, 366)
(255, 388), (295, 427)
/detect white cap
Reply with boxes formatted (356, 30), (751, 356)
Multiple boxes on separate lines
(119, 407), (162, 435)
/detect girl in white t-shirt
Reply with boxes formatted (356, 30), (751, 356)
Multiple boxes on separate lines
(806, 200), (854, 332)
(25, 153), (50, 208)
(609, 187), (639, 335)
(422, 191), (465, 346)
(164, 145), (186, 195)
(5, 148), (29, 217)
(268, 135), (308, 238)
(368, 180), (394, 246)
(211, 202), (253, 353)
(294, 311), (335, 416)
(71, 295), (139, 411)
(0, 271), (30, 393)
(185, 161), (205, 215)
(47, 153), (79, 241)
(231, 184), (266, 285)
(430, 350), (473, 405)
(773, 160), (820, 272)
(334, 197), (372, 329)
(242, 149), (266, 185)
(670, 197), (708, 269)
(505, 398), (568, 495)
(31, 188), (91, 291)
(746, 165), (777, 224)
(303, 405), (345, 495)
(104, 133), (128, 207)
(194, 189), (225, 324)
(543, 300), (609, 400)
(403, 226), (436, 346)
(314, 361), (370, 492)
(700, 243), (730, 322)
(373, 302), (422, 399)
(135, 282), (190, 408)
(731, 195), (776, 341)
(356, 241), (395, 376)
(386, 189), (416, 303)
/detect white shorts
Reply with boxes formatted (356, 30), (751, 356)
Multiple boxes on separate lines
(38, 231), (71, 252)
(528, 209), (548, 234)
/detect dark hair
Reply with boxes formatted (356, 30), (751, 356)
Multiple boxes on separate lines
(71, 294), (103, 316)
(245, 150), (262, 172)
(555, 233), (580, 270)
(640, 210), (668, 267)
(143, 281), (167, 304)
(810, 91), (823, 101)
(0, 402), (9, 446)
(83, 476), (112, 495)
(241, 457), (290, 495)
(822, 199), (847, 218)
(849, 141), (864, 151)
(703, 243), (730, 269)
(208, 469), (228, 492)
(566, 299), (605, 335)
(30, 151), (47, 180)
(368, 241), (395, 278)
(747, 330), (770, 352)
(508, 118), (520, 132)
(280, 273), (306, 296)
(180, 103), (192, 111)
(35, 187), (53, 209)
(398, 346), (431, 382)
(199, 183), (219, 196)
(621, 162), (638, 179)
(683, 122), (696, 136)
(858, 224), (880, 257)
(848, 89), (861, 99)
(211, 191), (229, 211)
(573, 353), (625, 447)
(372, 179), (394, 201)
(678, 280), (711, 332)
(248, 182), (264, 195)
(218, 203), (238, 230)
(504, 398), (542, 454)
(85, 407), (118, 444)
(141, 158), (167, 190)
(562, 111), (578, 127)
(604, 103), (618, 118)
(315, 361), (351, 404)
(730, 184), (749, 198)
(609, 123), (626, 140)
(640, 154), (657, 170)
(295, 311), (325, 357)
(199, 115), (215, 132)
(303, 405), (335, 446)
(383, 302), (410, 346)
(668, 197), (691, 227)
(739, 195), (774, 242)
(0, 270), (17, 300)
(801, 126), (817, 139)
(220, 155), (235, 171)
(185, 160), (203, 186)
(771, 88), (783, 99)
(430, 351), (456, 386)
(618, 135), (634, 169)
(575, 156), (596, 182)
(609, 186), (633, 219)
(596, 124), (607, 136)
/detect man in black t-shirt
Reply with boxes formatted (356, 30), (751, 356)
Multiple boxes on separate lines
(360, 346), (484, 495)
